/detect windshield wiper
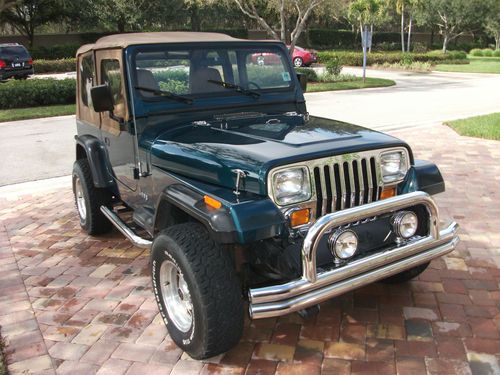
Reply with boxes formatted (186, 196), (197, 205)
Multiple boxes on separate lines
(135, 86), (193, 104)
(208, 80), (260, 99)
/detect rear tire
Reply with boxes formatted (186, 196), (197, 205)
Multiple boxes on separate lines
(293, 57), (304, 67)
(151, 223), (243, 359)
(72, 159), (113, 235)
(380, 262), (430, 284)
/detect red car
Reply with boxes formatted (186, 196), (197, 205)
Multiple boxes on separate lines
(289, 45), (317, 67)
(251, 45), (317, 68)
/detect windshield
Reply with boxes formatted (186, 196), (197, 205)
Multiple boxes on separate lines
(133, 46), (293, 98)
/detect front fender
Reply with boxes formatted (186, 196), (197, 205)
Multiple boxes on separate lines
(155, 183), (286, 244)
(399, 160), (445, 196)
(75, 134), (115, 189)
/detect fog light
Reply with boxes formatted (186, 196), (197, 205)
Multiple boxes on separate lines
(329, 229), (358, 260)
(392, 211), (418, 239)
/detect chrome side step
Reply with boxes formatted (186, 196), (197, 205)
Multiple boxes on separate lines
(100, 206), (152, 248)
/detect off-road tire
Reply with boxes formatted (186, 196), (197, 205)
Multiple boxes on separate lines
(151, 223), (243, 359)
(380, 262), (430, 284)
(72, 159), (113, 235)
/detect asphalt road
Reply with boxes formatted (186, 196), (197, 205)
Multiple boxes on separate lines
(1, 69), (499, 186)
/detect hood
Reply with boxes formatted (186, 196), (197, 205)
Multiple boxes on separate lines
(150, 113), (410, 196)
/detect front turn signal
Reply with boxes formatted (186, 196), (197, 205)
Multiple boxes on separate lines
(289, 208), (311, 228)
(380, 187), (396, 200)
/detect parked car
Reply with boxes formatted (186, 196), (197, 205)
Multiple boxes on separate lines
(289, 45), (317, 67)
(0, 43), (34, 81)
(252, 45), (317, 67)
(72, 32), (459, 360)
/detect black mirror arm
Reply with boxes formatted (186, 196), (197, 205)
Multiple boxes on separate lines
(109, 111), (135, 134)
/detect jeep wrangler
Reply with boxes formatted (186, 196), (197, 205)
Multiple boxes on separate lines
(73, 32), (459, 359)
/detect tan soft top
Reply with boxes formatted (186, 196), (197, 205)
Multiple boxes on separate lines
(76, 31), (274, 55)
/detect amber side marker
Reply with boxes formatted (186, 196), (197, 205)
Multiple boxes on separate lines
(204, 195), (222, 209)
(290, 208), (311, 227)
(380, 187), (396, 200)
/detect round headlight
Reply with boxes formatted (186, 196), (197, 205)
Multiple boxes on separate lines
(392, 211), (418, 239)
(272, 167), (311, 205)
(329, 229), (358, 260)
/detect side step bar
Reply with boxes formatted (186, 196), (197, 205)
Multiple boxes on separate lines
(100, 206), (152, 249)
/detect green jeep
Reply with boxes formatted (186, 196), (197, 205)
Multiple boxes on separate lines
(72, 32), (459, 359)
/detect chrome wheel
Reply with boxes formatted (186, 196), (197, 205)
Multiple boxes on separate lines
(74, 176), (86, 221)
(160, 260), (193, 332)
(293, 57), (303, 67)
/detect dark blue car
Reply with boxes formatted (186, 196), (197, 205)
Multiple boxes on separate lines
(0, 43), (34, 81)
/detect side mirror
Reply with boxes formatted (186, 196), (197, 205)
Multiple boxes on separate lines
(90, 84), (114, 113)
(297, 73), (307, 92)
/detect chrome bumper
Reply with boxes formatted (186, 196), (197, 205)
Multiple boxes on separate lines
(249, 191), (459, 319)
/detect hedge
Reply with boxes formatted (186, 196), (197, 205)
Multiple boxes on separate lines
(0, 79), (76, 109)
(29, 44), (80, 60)
(317, 50), (467, 66)
(33, 58), (76, 74)
(470, 48), (500, 57)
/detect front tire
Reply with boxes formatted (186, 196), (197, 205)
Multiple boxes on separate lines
(72, 159), (113, 235)
(151, 223), (243, 359)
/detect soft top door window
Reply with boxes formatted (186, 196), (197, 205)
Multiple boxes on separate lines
(97, 49), (128, 135)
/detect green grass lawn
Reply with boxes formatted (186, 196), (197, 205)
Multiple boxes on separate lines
(435, 56), (500, 74)
(0, 103), (75, 122)
(446, 113), (500, 141)
(307, 77), (395, 92)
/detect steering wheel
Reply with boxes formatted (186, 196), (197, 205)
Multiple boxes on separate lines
(247, 81), (261, 90)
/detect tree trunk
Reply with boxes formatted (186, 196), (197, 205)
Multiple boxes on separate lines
(190, 5), (201, 31)
(279, 0), (286, 43)
(28, 22), (34, 47)
(496, 34), (500, 50)
(442, 33), (448, 53)
(407, 15), (412, 52)
(400, 8), (405, 53)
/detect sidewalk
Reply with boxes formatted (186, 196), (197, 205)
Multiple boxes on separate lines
(1, 124), (499, 375)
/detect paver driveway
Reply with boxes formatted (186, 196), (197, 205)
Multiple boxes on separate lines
(0, 124), (499, 375)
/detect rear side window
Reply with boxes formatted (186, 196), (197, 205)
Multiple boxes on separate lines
(0, 46), (30, 59)
(101, 59), (123, 108)
(80, 54), (94, 107)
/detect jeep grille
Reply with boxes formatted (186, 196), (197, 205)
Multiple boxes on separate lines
(312, 156), (381, 219)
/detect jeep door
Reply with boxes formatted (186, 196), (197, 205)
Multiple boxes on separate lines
(95, 49), (138, 194)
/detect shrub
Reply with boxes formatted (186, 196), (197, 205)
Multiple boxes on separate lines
(317, 50), (467, 67)
(493, 50), (500, 57)
(470, 48), (484, 57)
(33, 58), (76, 74)
(482, 48), (494, 57)
(295, 67), (319, 82)
(29, 44), (80, 60)
(325, 57), (342, 76)
(374, 61), (433, 72)
(0, 79), (76, 109)
(412, 43), (428, 53)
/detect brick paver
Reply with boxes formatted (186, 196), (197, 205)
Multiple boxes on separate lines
(1, 124), (499, 374)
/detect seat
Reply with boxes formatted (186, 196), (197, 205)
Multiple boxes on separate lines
(136, 69), (160, 97)
(190, 67), (226, 94)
